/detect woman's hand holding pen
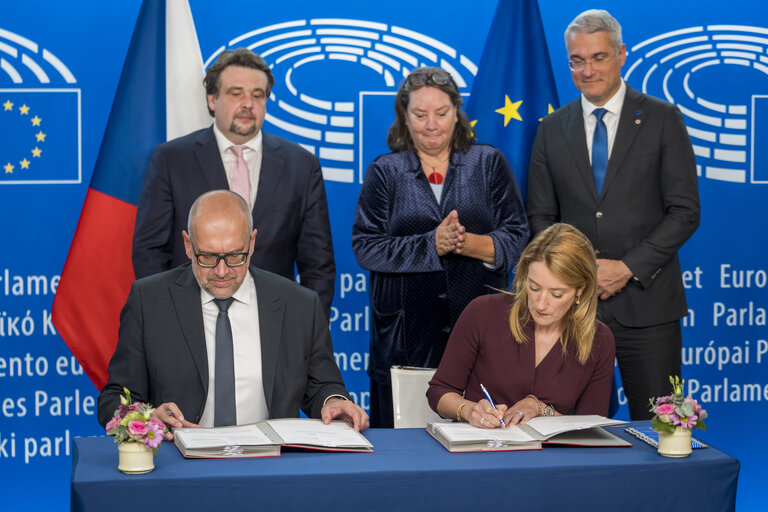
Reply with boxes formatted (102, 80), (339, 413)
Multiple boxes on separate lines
(466, 399), (507, 429)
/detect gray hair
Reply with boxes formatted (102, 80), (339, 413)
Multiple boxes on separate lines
(565, 9), (623, 51)
(187, 190), (253, 242)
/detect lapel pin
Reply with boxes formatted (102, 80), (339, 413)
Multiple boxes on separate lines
(635, 119), (641, 125)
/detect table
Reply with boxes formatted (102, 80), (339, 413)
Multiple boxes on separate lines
(71, 423), (739, 511)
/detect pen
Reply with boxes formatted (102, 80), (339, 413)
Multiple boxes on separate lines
(479, 383), (507, 428)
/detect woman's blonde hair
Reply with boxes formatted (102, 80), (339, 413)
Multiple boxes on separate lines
(508, 223), (598, 364)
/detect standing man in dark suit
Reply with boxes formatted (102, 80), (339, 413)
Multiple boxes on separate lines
(132, 48), (335, 318)
(527, 9), (699, 419)
(98, 190), (367, 433)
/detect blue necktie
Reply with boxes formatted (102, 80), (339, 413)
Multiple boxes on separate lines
(214, 298), (236, 427)
(592, 108), (608, 196)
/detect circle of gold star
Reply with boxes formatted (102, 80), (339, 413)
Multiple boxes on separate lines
(2, 99), (46, 175)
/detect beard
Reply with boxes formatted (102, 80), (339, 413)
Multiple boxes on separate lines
(229, 119), (257, 137)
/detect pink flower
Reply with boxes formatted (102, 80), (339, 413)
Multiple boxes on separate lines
(105, 416), (120, 433)
(655, 404), (675, 415)
(688, 397), (708, 419)
(676, 414), (698, 429)
(143, 431), (162, 449)
(149, 419), (166, 429)
(143, 422), (164, 449)
(128, 420), (149, 440)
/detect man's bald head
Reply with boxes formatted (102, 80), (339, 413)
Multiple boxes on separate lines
(183, 190), (256, 299)
(187, 190), (252, 244)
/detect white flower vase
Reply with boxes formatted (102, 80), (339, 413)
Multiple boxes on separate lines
(657, 427), (692, 457)
(118, 441), (155, 474)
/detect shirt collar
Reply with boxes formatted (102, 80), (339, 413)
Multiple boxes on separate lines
(581, 80), (626, 119)
(212, 123), (263, 155)
(200, 269), (254, 306)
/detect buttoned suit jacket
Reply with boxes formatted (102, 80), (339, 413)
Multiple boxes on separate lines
(132, 126), (335, 317)
(527, 84), (700, 328)
(96, 264), (349, 427)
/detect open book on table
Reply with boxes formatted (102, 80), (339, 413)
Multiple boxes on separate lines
(173, 418), (374, 458)
(427, 415), (630, 452)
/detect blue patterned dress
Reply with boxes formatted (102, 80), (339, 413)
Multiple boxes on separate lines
(352, 145), (529, 425)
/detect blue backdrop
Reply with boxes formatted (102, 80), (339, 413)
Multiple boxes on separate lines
(1, 1), (765, 509)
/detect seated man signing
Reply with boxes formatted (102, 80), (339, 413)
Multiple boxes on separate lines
(97, 190), (368, 435)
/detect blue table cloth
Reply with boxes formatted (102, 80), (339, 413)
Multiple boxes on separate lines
(71, 422), (739, 511)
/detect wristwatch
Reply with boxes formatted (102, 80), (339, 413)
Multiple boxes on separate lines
(543, 404), (555, 416)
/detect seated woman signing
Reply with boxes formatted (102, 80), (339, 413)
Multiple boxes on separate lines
(427, 223), (615, 428)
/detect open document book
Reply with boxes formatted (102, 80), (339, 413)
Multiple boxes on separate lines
(173, 418), (374, 458)
(427, 415), (630, 452)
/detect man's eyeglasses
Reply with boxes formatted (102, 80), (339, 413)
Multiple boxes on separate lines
(568, 53), (615, 72)
(405, 70), (453, 89)
(191, 243), (249, 268)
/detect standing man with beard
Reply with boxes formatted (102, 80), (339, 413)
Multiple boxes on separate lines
(132, 48), (335, 318)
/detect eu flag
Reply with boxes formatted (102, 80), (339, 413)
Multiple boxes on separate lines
(466, 0), (559, 200)
(52, 0), (209, 390)
(0, 89), (80, 184)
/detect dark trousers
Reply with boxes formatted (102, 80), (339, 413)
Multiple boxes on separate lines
(369, 378), (394, 428)
(603, 316), (682, 420)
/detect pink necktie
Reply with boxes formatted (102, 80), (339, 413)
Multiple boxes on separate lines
(229, 145), (251, 206)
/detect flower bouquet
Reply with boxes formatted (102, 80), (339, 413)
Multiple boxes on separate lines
(105, 388), (167, 473)
(648, 376), (707, 457)
(649, 376), (707, 433)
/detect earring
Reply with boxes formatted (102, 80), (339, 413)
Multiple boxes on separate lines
(575, 296), (580, 305)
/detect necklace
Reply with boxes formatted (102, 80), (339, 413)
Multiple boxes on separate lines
(419, 154), (449, 185)
(427, 169), (443, 185)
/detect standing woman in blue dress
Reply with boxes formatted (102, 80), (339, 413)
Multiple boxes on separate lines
(352, 67), (530, 427)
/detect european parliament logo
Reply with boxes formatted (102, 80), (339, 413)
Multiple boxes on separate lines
(205, 18), (476, 184)
(624, 25), (768, 185)
(0, 27), (80, 185)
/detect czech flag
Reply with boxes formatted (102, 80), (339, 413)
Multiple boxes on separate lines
(52, 0), (210, 390)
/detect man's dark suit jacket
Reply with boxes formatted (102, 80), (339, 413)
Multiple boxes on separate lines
(96, 264), (349, 427)
(527, 84), (700, 328)
(132, 126), (335, 317)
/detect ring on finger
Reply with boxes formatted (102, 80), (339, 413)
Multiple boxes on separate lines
(514, 410), (524, 418)
(480, 417), (485, 425)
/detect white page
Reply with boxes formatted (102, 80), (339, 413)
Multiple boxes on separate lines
(266, 419), (372, 447)
(525, 415), (626, 437)
(174, 424), (273, 448)
(431, 423), (536, 443)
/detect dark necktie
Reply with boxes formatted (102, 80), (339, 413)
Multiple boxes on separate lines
(214, 297), (236, 427)
(592, 108), (608, 196)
